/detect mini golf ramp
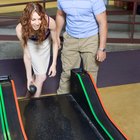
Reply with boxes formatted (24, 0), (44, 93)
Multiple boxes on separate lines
(0, 76), (27, 140)
(18, 68), (128, 140)
(0, 68), (128, 140)
(71, 68), (128, 140)
(19, 94), (104, 140)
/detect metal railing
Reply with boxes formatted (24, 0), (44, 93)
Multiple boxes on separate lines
(107, 0), (140, 43)
(0, 0), (140, 43)
(0, 0), (56, 9)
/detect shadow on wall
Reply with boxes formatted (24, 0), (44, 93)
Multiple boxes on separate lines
(0, 50), (140, 97)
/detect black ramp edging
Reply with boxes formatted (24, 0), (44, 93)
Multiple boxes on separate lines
(1, 82), (24, 140)
(18, 94), (103, 140)
(82, 72), (127, 139)
(70, 69), (127, 140)
(0, 84), (8, 140)
(71, 69), (109, 139)
(0, 100), (6, 140)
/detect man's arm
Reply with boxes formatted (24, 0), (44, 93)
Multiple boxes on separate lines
(96, 11), (108, 51)
(96, 11), (108, 62)
(56, 9), (66, 48)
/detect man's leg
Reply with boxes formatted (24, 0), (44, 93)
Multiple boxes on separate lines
(80, 34), (99, 83)
(57, 33), (81, 94)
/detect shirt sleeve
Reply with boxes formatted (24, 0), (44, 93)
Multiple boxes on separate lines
(57, 0), (62, 10)
(91, 0), (106, 15)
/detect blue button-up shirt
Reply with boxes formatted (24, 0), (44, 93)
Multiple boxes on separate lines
(58, 0), (106, 38)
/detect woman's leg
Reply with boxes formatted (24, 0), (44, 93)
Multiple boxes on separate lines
(33, 74), (46, 97)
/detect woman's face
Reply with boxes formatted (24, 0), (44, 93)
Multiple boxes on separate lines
(30, 11), (41, 31)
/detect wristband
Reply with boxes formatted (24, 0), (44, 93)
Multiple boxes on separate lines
(98, 48), (106, 52)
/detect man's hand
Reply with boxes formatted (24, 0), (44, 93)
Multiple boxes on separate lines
(96, 49), (106, 62)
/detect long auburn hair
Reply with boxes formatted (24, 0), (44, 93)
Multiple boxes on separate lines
(20, 2), (48, 46)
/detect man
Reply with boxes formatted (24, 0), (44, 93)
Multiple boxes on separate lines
(56, 0), (108, 94)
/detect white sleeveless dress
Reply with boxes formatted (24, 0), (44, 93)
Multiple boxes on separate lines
(27, 36), (51, 75)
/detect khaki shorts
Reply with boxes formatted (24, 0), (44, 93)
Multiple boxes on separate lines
(57, 32), (99, 94)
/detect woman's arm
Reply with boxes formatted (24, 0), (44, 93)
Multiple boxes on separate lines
(48, 17), (58, 77)
(16, 24), (33, 89)
(23, 48), (33, 89)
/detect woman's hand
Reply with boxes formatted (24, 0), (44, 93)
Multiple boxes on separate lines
(27, 78), (34, 90)
(48, 64), (56, 77)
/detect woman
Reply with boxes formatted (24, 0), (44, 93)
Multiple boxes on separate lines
(16, 2), (58, 97)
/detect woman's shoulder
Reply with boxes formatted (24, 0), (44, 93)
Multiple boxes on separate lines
(46, 16), (56, 30)
(16, 23), (22, 32)
(16, 23), (22, 41)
